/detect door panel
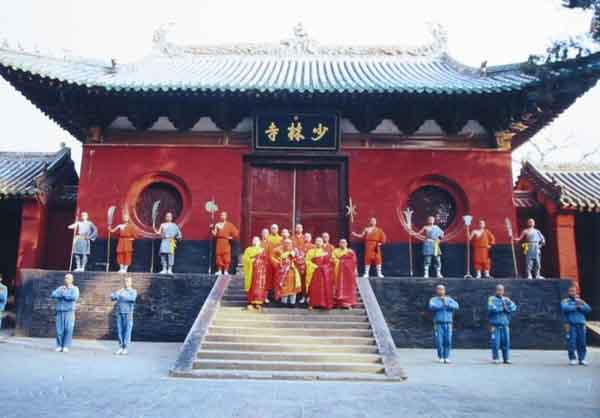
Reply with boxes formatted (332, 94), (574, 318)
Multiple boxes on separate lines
(296, 168), (341, 242)
(245, 164), (344, 246)
(247, 167), (294, 244)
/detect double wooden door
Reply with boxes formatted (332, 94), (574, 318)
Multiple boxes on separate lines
(244, 163), (345, 246)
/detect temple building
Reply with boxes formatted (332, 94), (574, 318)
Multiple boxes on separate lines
(515, 162), (600, 316)
(0, 146), (77, 293)
(1, 24), (599, 277)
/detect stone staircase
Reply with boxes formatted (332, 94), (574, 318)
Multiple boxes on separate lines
(171, 275), (405, 381)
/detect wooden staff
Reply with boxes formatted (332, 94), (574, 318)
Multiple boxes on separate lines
(505, 218), (519, 278)
(150, 201), (161, 273)
(106, 205), (116, 272)
(68, 209), (80, 271)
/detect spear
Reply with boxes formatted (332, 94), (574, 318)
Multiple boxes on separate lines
(505, 218), (519, 278)
(150, 201), (161, 273)
(402, 208), (415, 277)
(205, 198), (219, 275)
(463, 215), (473, 278)
(68, 208), (80, 271)
(106, 205), (116, 272)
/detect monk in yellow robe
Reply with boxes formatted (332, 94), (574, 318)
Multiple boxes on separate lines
(211, 211), (239, 275)
(271, 239), (302, 305)
(242, 236), (269, 310)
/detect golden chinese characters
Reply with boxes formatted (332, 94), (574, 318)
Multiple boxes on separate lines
(311, 123), (329, 141)
(264, 122), (279, 142)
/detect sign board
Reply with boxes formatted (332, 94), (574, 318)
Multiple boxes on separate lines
(254, 112), (339, 151)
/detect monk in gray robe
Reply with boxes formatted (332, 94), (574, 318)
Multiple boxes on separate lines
(154, 212), (182, 274)
(68, 211), (98, 272)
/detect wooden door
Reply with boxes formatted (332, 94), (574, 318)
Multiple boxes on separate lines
(244, 164), (344, 246)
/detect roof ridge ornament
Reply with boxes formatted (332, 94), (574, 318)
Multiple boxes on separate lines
(280, 23), (317, 54)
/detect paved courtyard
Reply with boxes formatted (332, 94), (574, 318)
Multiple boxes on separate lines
(0, 336), (598, 418)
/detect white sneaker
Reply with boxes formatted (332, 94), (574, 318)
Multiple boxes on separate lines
(362, 272), (369, 278)
(224, 271), (229, 276)
(444, 358), (451, 364)
(62, 348), (69, 353)
(437, 358), (444, 363)
(299, 297), (306, 304)
(504, 360), (512, 364)
(437, 272), (444, 279)
(527, 274), (533, 279)
(377, 272), (384, 278)
(476, 272), (482, 279)
(121, 349), (128, 355)
(493, 359), (501, 364)
(115, 348), (123, 355)
(265, 298), (270, 304)
(118, 269), (125, 274)
(424, 273), (429, 279)
(580, 360), (589, 366)
(535, 275), (544, 280)
(55, 347), (63, 352)
(569, 360), (578, 366)
(167, 268), (173, 274)
(159, 269), (167, 274)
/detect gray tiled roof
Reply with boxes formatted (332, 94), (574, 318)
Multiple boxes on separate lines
(0, 148), (71, 198)
(521, 162), (600, 212)
(0, 39), (537, 95)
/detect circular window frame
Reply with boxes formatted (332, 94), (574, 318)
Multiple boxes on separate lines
(405, 175), (469, 236)
(126, 172), (192, 238)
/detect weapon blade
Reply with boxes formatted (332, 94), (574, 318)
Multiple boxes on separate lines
(152, 200), (161, 227)
(107, 205), (116, 226)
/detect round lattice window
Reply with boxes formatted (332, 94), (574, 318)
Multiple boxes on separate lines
(407, 185), (457, 230)
(135, 182), (183, 227)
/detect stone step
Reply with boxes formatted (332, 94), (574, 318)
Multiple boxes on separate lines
(208, 326), (373, 338)
(192, 359), (385, 374)
(201, 341), (379, 354)
(211, 318), (371, 330)
(204, 333), (377, 346)
(172, 369), (399, 382)
(220, 300), (365, 308)
(218, 306), (367, 315)
(197, 350), (382, 364)
(216, 311), (368, 322)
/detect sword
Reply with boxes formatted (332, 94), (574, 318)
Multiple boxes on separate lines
(68, 208), (80, 271)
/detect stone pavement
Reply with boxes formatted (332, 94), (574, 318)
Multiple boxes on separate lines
(0, 336), (598, 418)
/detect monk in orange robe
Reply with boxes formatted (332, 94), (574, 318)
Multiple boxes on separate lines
(292, 224), (305, 249)
(211, 211), (239, 275)
(110, 212), (137, 273)
(470, 219), (496, 278)
(333, 239), (358, 309)
(352, 217), (386, 278)
(307, 237), (334, 310)
(259, 228), (274, 303)
(321, 232), (335, 255)
(271, 239), (302, 305)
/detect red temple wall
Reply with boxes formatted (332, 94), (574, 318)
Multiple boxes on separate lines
(346, 148), (517, 244)
(16, 200), (48, 284)
(78, 144), (247, 240)
(78, 143), (516, 246)
(44, 204), (77, 270)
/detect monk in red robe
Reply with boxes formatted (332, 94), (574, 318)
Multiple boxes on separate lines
(259, 228), (274, 303)
(333, 239), (358, 309)
(352, 217), (386, 278)
(242, 236), (269, 310)
(307, 237), (334, 310)
(470, 219), (496, 278)
(110, 212), (137, 273)
(271, 239), (302, 305)
(211, 211), (239, 275)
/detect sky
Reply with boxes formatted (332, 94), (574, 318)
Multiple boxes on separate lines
(0, 0), (598, 175)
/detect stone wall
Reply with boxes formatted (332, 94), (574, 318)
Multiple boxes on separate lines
(371, 277), (572, 349)
(16, 269), (215, 341)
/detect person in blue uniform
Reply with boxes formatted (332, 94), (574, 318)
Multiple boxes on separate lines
(560, 285), (592, 366)
(111, 276), (138, 355)
(154, 212), (183, 275)
(428, 284), (459, 363)
(0, 274), (7, 331)
(488, 284), (517, 364)
(414, 216), (445, 278)
(50, 273), (80, 352)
